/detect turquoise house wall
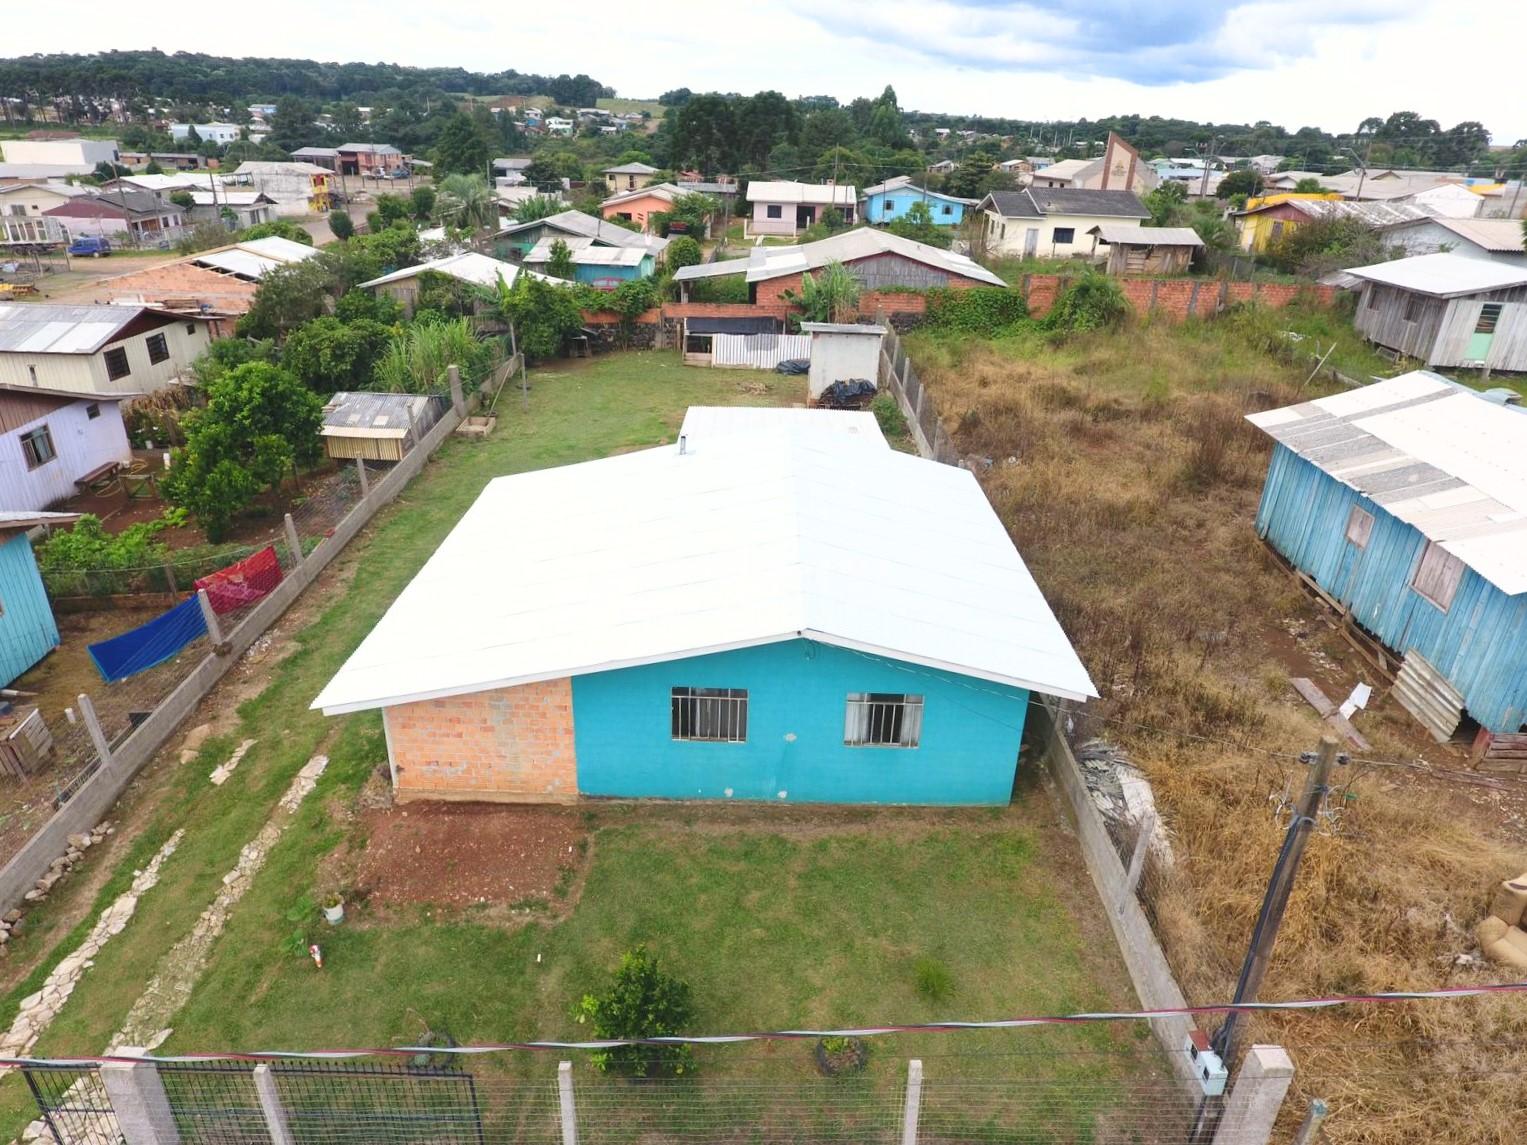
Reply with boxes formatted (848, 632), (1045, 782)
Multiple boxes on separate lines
(571, 638), (1029, 804)
(573, 256), (652, 285)
(0, 532), (62, 687)
(864, 188), (969, 226)
(1255, 443), (1527, 732)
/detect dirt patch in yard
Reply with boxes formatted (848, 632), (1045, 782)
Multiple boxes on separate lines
(352, 802), (589, 915)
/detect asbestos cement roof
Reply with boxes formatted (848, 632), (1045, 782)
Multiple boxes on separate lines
(679, 406), (887, 450)
(523, 238), (649, 267)
(191, 236), (318, 281)
(321, 391), (431, 439)
(1341, 252), (1527, 298)
(1382, 217), (1526, 254)
(746, 181), (858, 206)
(495, 209), (668, 253)
(1247, 371), (1527, 595)
(1089, 224), (1203, 246)
(672, 227), (1005, 287)
(359, 251), (558, 290)
(311, 423), (1097, 714)
(0, 303), (152, 355)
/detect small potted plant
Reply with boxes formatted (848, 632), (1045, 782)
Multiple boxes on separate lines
(814, 1035), (869, 1077)
(321, 892), (345, 926)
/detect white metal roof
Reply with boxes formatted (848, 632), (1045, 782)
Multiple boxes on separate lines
(359, 251), (557, 290)
(674, 228), (1004, 287)
(1089, 224), (1203, 246)
(0, 303), (152, 355)
(1247, 372), (1527, 595)
(678, 406), (888, 450)
(191, 236), (317, 280)
(0, 510), (81, 534)
(311, 429), (1096, 714)
(523, 238), (649, 267)
(1342, 252), (1527, 297)
(746, 181), (858, 206)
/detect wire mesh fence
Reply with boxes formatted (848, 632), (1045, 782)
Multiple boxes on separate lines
(16, 1048), (1299, 1145)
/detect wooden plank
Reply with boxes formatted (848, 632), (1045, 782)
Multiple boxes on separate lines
(1288, 677), (1372, 750)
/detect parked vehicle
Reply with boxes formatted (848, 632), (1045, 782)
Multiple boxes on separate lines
(67, 236), (112, 258)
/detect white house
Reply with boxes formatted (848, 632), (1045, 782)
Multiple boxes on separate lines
(0, 304), (211, 399)
(977, 188), (1149, 260)
(746, 181), (858, 237)
(169, 123), (242, 146)
(0, 182), (95, 218)
(1377, 218), (1526, 266)
(0, 388), (131, 511)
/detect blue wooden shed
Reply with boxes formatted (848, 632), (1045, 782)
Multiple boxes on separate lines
(314, 409), (1096, 806)
(0, 512), (78, 687)
(1247, 373), (1527, 746)
(862, 176), (975, 227)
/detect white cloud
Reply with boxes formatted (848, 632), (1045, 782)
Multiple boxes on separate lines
(12, 0), (1526, 141)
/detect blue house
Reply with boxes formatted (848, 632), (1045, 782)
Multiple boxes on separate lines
(522, 235), (654, 285)
(1247, 373), (1527, 745)
(862, 176), (974, 227)
(313, 407), (1096, 806)
(0, 512), (78, 686)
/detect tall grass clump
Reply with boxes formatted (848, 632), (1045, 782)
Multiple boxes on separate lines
(373, 317), (494, 394)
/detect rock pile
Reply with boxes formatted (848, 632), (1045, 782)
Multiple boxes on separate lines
(17, 822), (114, 914)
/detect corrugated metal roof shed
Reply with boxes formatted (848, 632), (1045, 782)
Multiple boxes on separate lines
(1089, 224), (1204, 246)
(312, 425), (1096, 714)
(321, 392), (430, 439)
(0, 304), (149, 355)
(1247, 371), (1527, 595)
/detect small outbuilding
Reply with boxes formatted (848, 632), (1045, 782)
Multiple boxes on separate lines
(320, 392), (443, 462)
(1087, 224), (1203, 274)
(680, 316), (798, 368)
(1342, 253), (1527, 372)
(799, 322), (885, 402)
(1247, 372), (1527, 752)
(0, 510), (79, 686)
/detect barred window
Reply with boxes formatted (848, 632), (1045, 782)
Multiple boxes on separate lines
(104, 347), (130, 380)
(671, 687), (748, 742)
(844, 693), (923, 748)
(146, 333), (170, 364)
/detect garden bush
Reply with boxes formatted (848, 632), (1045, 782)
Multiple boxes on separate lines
(925, 287), (1029, 333)
(573, 946), (695, 1077)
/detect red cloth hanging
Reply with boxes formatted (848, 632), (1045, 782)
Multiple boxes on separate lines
(194, 544), (284, 614)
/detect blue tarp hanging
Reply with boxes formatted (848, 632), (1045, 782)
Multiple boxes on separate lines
(87, 596), (208, 683)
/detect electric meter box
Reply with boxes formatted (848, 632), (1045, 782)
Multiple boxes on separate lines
(1185, 1030), (1228, 1097)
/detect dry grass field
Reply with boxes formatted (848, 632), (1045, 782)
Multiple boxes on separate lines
(907, 311), (1527, 1144)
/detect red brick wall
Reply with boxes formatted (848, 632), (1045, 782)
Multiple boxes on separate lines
(385, 679), (578, 804)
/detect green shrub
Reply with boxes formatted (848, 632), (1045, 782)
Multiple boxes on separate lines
(926, 287), (1029, 332)
(36, 515), (170, 577)
(573, 946), (695, 1077)
(665, 235), (702, 271)
(870, 392), (909, 441)
(912, 956), (954, 1004)
(1042, 272), (1128, 334)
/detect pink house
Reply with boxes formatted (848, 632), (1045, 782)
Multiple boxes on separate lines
(746, 180), (857, 237)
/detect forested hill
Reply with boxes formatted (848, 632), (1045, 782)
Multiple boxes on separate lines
(0, 51), (611, 110)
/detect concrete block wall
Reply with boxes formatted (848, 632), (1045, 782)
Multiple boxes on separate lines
(385, 679), (577, 803)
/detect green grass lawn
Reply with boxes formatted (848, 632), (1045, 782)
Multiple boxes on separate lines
(596, 97), (665, 118)
(0, 350), (1154, 1139)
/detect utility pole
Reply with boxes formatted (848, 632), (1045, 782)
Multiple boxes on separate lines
(1211, 735), (1341, 1065)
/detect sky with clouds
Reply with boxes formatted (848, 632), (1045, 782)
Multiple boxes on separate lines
(19, 1), (1527, 143)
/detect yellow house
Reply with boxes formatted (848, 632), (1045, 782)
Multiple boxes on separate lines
(1233, 193), (1343, 252)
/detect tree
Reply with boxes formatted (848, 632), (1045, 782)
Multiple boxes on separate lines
(409, 185), (436, 220)
(435, 173), (496, 231)
(887, 200), (951, 248)
(513, 194), (566, 222)
(370, 194), (412, 231)
(784, 260), (860, 323)
(493, 272), (581, 360)
(327, 209), (355, 240)
(1263, 216), (1397, 277)
(1142, 181), (1187, 227)
(239, 219), (314, 245)
(280, 316), (393, 393)
(1215, 169), (1264, 200)
(665, 235), (701, 270)
(669, 94), (736, 173)
(733, 91), (797, 169)
(334, 289), (402, 325)
(432, 111), (490, 175)
(169, 189), (195, 210)
(546, 238), (575, 280)
(658, 88), (693, 107)
(237, 258), (338, 341)
(143, 159), (164, 175)
(1293, 177), (1325, 194)
(521, 159), (564, 193)
(573, 947), (695, 1077)
(161, 362), (324, 540)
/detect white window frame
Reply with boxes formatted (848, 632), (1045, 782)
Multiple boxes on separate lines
(844, 693), (924, 749)
(1345, 505), (1374, 549)
(1411, 541), (1464, 612)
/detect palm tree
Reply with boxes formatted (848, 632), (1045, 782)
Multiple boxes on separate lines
(436, 173), (497, 232)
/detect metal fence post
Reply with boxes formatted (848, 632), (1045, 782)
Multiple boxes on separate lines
(900, 1059), (923, 1145)
(77, 692), (113, 769)
(284, 513), (304, 566)
(355, 455), (370, 497)
(1291, 1098), (1330, 1144)
(1211, 1045), (1295, 1145)
(557, 1061), (577, 1145)
(448, 364), (465, 417)
(100, 1048), (181, 1145)
(1118, 809), (1156, 915)
(196, 588), (224, 648)
(253, 1064), (295, 1145)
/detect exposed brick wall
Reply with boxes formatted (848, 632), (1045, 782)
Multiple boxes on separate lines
(1020, 273), (1334, 321)
(385, 679), (578, 804)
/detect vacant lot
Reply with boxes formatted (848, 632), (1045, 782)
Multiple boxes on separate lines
(908, 309), (1527, 1144)
(0, 351), (1156, 1142)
